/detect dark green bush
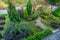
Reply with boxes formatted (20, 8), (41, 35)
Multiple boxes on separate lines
(8, 0), (21, 22)
(22, 29), (53, 40)
(46, 0), (60, 5)
(53, 6), (60, 17)
(26, 0), (32, 15)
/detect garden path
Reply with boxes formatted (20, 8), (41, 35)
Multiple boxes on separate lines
(35, 17), (47, 29)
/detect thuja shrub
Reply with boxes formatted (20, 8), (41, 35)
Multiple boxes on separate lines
(26, 0), (32, 15)
(22, 29), (53, 40)
(7, 0), (21, 22)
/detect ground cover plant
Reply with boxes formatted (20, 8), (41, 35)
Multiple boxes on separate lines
(21, 29), (52, 40)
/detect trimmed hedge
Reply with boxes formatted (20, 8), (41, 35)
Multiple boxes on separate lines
(22, 29), (53, 40)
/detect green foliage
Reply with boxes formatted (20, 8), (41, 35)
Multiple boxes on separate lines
(20, 21), (41, 35)
(30, 13), (39, 20)
(23, 8), (39, 20)
(47, 0), (60, 5)
(22, 29), (52, 40)
(7, 0), (21, 23)
(27, 0), (32, 15)
(24, 8), (28, 19)
(43, 7), (51, 15)
(2, 22), (21, 37)
(53, 6), (60, 17)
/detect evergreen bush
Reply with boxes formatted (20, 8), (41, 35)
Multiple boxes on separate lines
(26, 0), (32, 15)
(7, 0), (21, 23)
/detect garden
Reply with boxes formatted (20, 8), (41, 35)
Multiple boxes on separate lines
(0, 0), (60, 40)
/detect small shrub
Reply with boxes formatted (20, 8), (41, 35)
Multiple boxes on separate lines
(22, 29), (52, 40)
(53, 6), (60, 17)
(8, 0), (21, 22)
(30, 13), (39, 20)
(23, 8), (28, 19)
(26, 0), (32, 15)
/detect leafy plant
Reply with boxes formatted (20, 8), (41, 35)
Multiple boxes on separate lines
(53, 6), (60, 17)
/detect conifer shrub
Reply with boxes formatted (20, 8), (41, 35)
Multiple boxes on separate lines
(26, 0), (32, 15)
(7, 0), (21, 23)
